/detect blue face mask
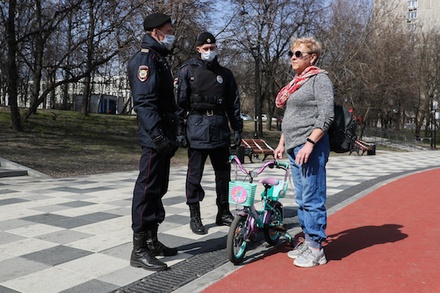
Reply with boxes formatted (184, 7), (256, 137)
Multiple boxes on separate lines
(201, 50), (216, 62)
(157, 29), (175, 51)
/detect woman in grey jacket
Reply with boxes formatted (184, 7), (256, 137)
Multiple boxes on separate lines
(273, 37), (334, 268)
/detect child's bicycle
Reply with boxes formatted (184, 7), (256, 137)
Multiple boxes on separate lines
(226, 155), (295, 264)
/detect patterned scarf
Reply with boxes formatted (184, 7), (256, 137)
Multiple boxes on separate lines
(275, 66), (326, 108)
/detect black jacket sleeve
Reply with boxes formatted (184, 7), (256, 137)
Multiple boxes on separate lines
(224, 68), (243, 132)
(128, 50), (164, 140)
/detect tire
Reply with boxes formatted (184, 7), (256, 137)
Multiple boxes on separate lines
(226, 214), (248, 264)
(263, 201), (283, 246)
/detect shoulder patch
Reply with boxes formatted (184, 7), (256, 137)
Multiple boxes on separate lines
(138, 65), (149, 82)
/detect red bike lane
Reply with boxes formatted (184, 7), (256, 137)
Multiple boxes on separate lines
(202, 168), (440, 293)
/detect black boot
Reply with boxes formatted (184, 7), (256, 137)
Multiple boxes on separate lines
(130, 232), (167, 271)
(189, 203), (207, 235)
(146, 225), (178, 257)
(216, 203), (234, 226)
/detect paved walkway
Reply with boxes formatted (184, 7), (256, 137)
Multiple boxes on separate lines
(0, 150), (439, 293)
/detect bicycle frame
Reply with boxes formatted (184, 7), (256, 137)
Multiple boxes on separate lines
(226, 155), (295, 264)
(229, 155), (290, 237)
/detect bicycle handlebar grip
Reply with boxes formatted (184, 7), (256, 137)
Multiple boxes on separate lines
(229, 154), (249, 175)
(276, 161), (290, 169)
(229, 155), (238, 162)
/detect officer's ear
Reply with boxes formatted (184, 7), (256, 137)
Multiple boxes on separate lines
(151, 28), (161, 41)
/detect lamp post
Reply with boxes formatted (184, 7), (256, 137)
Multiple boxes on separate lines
(251, 46), (260, 138)
(430, 95), (437, 149)
(433, 98), (438, 149)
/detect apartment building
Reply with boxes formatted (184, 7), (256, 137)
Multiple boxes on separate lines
(406, 0), (440, 30)
(374, 0), (440, 31)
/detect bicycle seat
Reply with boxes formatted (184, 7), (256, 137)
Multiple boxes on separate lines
(259, 177), (279, 186)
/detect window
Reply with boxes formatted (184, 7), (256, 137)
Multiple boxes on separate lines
(407, 11), (417, 20)
(408, 0), (418, 10)
(407, 23), (417, 31)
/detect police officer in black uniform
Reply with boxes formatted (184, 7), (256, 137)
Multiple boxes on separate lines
(176, 32), (243, 235)
(127, 12), (178, 271)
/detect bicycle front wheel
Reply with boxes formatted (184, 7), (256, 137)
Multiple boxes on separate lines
(226, 214), (248, 264)
(263, 201), (283, 246)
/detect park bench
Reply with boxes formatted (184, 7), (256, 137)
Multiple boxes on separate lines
(414, 136), (431, 145)
(241, 139), (275, 163)
(349, 139), (376, 156)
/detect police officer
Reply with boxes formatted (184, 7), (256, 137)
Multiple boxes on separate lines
(127, 12), (178, 271)
(176, 32), (243, 235)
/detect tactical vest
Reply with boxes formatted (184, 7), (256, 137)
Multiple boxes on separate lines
(189, 65), (225, 110)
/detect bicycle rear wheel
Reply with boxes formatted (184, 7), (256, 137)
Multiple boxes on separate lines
(263, 201), (283, 246)
(226, 214), (248, 264)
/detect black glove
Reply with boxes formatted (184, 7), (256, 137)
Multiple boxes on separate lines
(177, 135), (187, 147)
(152, 134), (177, 157)
(234, 131), (242, 147)
(169, 140), (178, 157)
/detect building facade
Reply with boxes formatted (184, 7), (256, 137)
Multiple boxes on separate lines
(406, 0), (440, 30)
(0, 75), (132, 115)
(373, 0), (440, 31)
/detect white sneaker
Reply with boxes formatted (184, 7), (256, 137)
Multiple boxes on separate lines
(293, 248), (327, 268)
(287, 238), (309, 259)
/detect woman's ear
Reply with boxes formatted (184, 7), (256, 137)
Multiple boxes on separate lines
(311, 54), (318, 65)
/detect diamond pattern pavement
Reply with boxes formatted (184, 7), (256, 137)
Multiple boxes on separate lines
(1, 150), (440, 293)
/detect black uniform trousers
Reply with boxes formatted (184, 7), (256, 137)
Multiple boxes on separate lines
(186, 146), (230, 207)
(132, 147), (170, 233)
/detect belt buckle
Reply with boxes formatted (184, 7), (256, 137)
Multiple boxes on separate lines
(206, 109), (214, 116)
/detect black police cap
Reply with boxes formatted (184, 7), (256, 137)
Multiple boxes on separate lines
(196, 32), (216, 46)
(143, 12), (171, 31)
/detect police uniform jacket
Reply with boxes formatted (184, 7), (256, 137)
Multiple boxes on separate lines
(176, 56), (243, 149)
(128, 34), (178, 149)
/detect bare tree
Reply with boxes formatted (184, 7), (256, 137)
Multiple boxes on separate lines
(213, 0), (327, 136)
(319, 0), (376, 137)
(21, 0), (141, 120)
(414, 29), (440, 137)
(138, 0), (213, 71)
(80, 0), (97, 115)
(4, 0), (436, 142)
(320, 0), (419, 138)
(5, 0), (23, 131)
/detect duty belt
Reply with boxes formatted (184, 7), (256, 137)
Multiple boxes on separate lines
(189, 109), (226, 116)
(190, 94), (224, 105)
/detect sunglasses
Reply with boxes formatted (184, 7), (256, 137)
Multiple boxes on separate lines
(288, 50), (311, 58)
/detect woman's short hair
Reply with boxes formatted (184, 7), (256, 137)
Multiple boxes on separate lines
(291, 37), (322, 60)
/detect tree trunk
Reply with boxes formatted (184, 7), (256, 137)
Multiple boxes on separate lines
(30, 0), (44, 115)
(7, 0), (23, 131)
(62, 13), (74, 110)
(49, 72), (56, 109)
(81, 0), (96, 116)
(82, 75), (91, 115)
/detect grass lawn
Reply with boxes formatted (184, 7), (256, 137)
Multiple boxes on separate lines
(0, 107), (403, 178)
(0, 107), (283, 178)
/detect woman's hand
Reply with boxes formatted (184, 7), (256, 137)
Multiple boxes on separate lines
(274, 134), (285, 159)
(274, 144), (285, 159)
(295, 142), (314, 165)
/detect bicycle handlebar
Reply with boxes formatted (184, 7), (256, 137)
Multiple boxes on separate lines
(229, 155), (289, 180)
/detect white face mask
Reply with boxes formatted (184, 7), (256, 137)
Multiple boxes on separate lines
(201, 50), (216, 62)
(157, 29), (175, 51)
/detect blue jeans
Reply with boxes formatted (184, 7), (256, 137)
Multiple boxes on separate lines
(287, 134), (330, 248)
